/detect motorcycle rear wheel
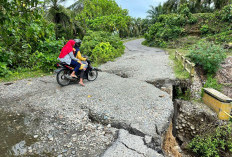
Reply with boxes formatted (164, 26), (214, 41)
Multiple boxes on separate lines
(56, 69), (71, 86)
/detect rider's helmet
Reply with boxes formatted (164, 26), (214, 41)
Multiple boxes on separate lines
(74, 39), (82, 47)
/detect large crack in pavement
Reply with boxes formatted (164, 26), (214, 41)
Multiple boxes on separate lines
(86, 107), (146, 137)
(120, 141), (146, 157)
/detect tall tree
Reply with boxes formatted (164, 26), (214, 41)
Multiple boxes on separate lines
(163, 0), (179, 13)
(147, 4), (164, 23)
(75, 0), (130, 37)
(44, 0), (74, 39)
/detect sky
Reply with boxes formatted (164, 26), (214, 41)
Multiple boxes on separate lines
(115, 0), (166, 18)
(62, 0), (167, 19)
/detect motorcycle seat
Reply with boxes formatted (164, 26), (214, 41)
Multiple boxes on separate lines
(58, 62), (74, 70)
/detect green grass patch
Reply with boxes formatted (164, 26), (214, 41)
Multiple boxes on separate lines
(0, 69), (51, 83)
(166, 48), (190, 79)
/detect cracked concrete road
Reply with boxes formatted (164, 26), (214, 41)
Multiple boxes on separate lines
(0, 39), (175, 157)
(100, 39), (175, 82)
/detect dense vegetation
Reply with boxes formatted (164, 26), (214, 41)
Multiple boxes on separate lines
(188, 123), (232, 157)
(144, 1), (232, 88)
(0, 0), (64, 77)
(81, 31), (125, 65)
(0, 0), (146, 80)
(144, 4), (232, 48)
(187, 41), (226, 74)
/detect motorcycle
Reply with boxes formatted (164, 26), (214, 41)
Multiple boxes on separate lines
(55, 60), (98, 86)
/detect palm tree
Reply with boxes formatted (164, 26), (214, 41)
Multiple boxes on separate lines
(147, 4), (164, 19)
(67, 0), (84, 11)
(163, 0), (178, 13)
(44, 0), (77, 39)
(67, 0), (86, 38)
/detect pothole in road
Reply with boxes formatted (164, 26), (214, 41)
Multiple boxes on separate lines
(115, 73), (129, 78)
(0, 109), (54, 157)
(0, 110), (38, 156)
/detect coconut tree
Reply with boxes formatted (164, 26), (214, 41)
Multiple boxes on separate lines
(163, 0), (179, 13)
(147, 4), (164, 24)
(44, 0), (74, 39)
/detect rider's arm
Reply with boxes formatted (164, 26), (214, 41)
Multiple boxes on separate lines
(68, 52), (82, 64)
(76, 51), (86, 61)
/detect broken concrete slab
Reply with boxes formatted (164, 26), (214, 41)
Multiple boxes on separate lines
(102, 129), (163, 157)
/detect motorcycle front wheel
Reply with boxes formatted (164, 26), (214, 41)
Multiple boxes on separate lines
(87, 69), (98, 81)
(56, 69), (71, 86)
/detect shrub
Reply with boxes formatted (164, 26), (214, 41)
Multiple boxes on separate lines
(220, 4), (232, 22)
(91, 42), (116, 64)
(178, 3), (191, 17)
(188, 41), (226, 74)
(207, 30), (232, 44)
(81, 30), (125, 64)
(0, 62), (11, 77)
(157, 14), (186, 26)
(38, 38), (65, 54)
(144, 14), (186, 47)
(200, 24), (210, 35)
(188, 123), (232, 157)
(203, 75), (222, 91)
(34, 52), (58, 72)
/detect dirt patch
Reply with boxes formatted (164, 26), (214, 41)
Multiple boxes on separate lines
(163, 122), (182, 157)
(216, 56), (232, 98)
(217, 57), (232, 84)
(168, 36), (200, 49)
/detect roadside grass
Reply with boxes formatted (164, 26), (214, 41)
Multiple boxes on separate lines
(165, 48), (190, 79)
(226, 49), (232, 57)
(0, 69), (51, 83)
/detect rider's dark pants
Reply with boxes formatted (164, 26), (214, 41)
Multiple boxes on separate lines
(70, 60), (81, 75)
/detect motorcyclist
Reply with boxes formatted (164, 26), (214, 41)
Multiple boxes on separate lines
(58, 40), (85, 86)
(73, 39), (87, 63)
(73, 39), (88, 86)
